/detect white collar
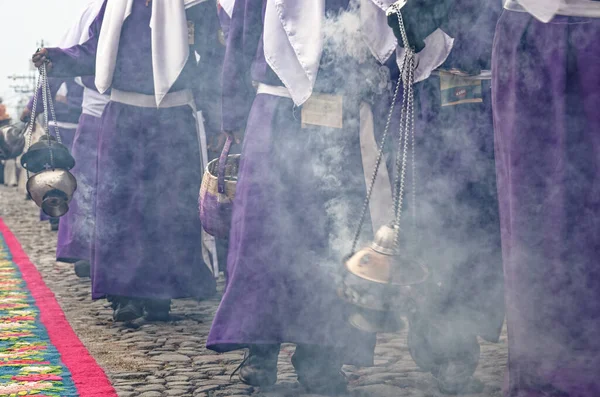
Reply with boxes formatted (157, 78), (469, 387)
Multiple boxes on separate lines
(219, 0), (235, 18)
(95, 0), (206, 107)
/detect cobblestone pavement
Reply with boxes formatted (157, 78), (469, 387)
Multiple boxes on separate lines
(0, 185), (507, 397)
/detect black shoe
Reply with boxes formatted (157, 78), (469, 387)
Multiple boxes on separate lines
(50, 218), (59, 231)
(74, 260), (91, 278)
(292, 345), (348, 395)
(234, 344), (279, 387)
(144, 299), (171, 321)
(112, 298), (144, 322)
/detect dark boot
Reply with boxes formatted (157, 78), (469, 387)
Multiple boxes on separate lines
(144, 299), (171, 321)
(49, 218), (59, 231)
(110, 296), (144, 322)
(74, 260), (91, 278)
(292, 345), (347, 395)
(235, 344), (279, 387)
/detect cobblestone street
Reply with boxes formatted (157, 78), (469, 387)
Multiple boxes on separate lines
(0, 185), (508, 397)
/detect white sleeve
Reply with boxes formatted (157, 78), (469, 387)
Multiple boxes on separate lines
(396, 29), (454, 83)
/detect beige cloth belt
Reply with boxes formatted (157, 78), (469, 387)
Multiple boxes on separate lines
(111, 87), (216, 277)
(504, 0), (600, 18)
(110, 88), (194, 109)
(82, 88), (110, 118)
(256, 83), (293, 99)
(255, 83), (393, 234)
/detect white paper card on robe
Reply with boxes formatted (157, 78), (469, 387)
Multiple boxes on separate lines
(301, 94), (343, 129)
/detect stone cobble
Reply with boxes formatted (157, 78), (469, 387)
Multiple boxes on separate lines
(0, 185), (508, 397)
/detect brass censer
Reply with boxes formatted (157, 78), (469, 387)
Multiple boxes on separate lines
(338, 4), (481, 394)
(21, 63), (77, 218)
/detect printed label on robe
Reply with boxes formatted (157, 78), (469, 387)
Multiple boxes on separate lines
(439, 71), (483, 107)
(301, 94), (343, 129)
(188, 21), (195, 45)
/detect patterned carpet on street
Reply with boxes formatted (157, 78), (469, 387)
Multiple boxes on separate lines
(0, 218), (116, 397)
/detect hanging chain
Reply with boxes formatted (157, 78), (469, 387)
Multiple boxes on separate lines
(23, 61), (62, 179)
(349, 75), (402, 254)
(348, 5), (416, 255)
(411, 78), (416, 228)
(393, 50), (415, 249)
(40, 63), (62, 145)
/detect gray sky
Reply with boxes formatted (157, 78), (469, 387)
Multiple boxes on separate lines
(0, 0), (87, 117)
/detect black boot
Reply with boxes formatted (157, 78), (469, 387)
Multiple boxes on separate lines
(49, 218), (59, 231)
(235, 344), (279, 387)
(291, 345), (347, 395)
(110, 296), (144, 322)
(74, 260), (91, 278)
(144, 299), (171, 321)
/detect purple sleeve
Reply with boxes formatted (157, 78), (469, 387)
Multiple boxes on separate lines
(221, 0), (264, 132)
(46, 0), (106, 79)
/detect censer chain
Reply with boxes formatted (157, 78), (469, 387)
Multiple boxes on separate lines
(348, 5), (416, 255)
(24, 62), (62, 180)
(393, 50), (415, 250)
(349, 73), (402, 255)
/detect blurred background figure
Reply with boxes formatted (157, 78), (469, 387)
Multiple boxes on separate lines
(0, 98), (11, 127)
(493, 0), (600, 396)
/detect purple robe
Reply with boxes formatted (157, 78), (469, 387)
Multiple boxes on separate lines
(493, 10), (600, 397)
(46, 0), (218, 300)
(56, 13), (112, 264)
(207, 0), (375, 366)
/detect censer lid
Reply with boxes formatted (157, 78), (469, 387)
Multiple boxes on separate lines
(345, 244), (429, 286)
(21, 136), (75, 173)
(371, 224), (398, 255)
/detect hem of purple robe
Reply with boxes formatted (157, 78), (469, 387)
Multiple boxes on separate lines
(90, 285), (217, 302)
(56, 257), (78, 264)
(206, 340), (375, 368)
(56, 243), (90, 264)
